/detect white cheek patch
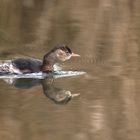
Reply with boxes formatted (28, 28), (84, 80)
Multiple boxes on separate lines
(56, 50), (64, 58)
(56, 53), (60, 58)
(66, 55), (71, 60)
(56, 50), (71, 61)
(56, 50), (65, 61)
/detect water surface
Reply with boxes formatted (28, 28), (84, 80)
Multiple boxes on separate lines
(0, 0), (140, 140)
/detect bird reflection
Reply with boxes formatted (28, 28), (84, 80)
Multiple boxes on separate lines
(3, 77), (80, 105)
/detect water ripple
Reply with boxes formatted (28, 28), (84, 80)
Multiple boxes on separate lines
(0, 71), (86, 79)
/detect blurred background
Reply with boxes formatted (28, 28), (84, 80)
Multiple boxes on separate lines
(0, 0), (140, 140)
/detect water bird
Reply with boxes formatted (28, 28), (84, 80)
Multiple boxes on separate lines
(0, 45), (80, 74)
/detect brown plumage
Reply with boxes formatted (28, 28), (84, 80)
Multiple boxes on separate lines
(0, 45), (80, 74)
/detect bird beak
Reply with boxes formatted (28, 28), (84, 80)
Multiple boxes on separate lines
(71, 53), (80, 57)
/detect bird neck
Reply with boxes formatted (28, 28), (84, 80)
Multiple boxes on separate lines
(41, 55), (55, 73)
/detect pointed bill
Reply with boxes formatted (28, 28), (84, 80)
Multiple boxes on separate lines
(71, 53), (80, 57)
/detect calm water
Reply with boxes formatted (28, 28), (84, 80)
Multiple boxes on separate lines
(0, 0), (140, 140)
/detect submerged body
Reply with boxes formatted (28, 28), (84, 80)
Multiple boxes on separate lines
(0, 58), (42, 74)
(0, 45), (80, 74)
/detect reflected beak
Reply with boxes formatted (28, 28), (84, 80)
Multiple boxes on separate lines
(71, 52), (80, 57)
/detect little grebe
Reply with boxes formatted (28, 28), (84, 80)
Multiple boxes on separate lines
(0, 45), (80, 74)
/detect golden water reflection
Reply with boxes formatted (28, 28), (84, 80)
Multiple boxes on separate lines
(0, 0), (140, 140)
